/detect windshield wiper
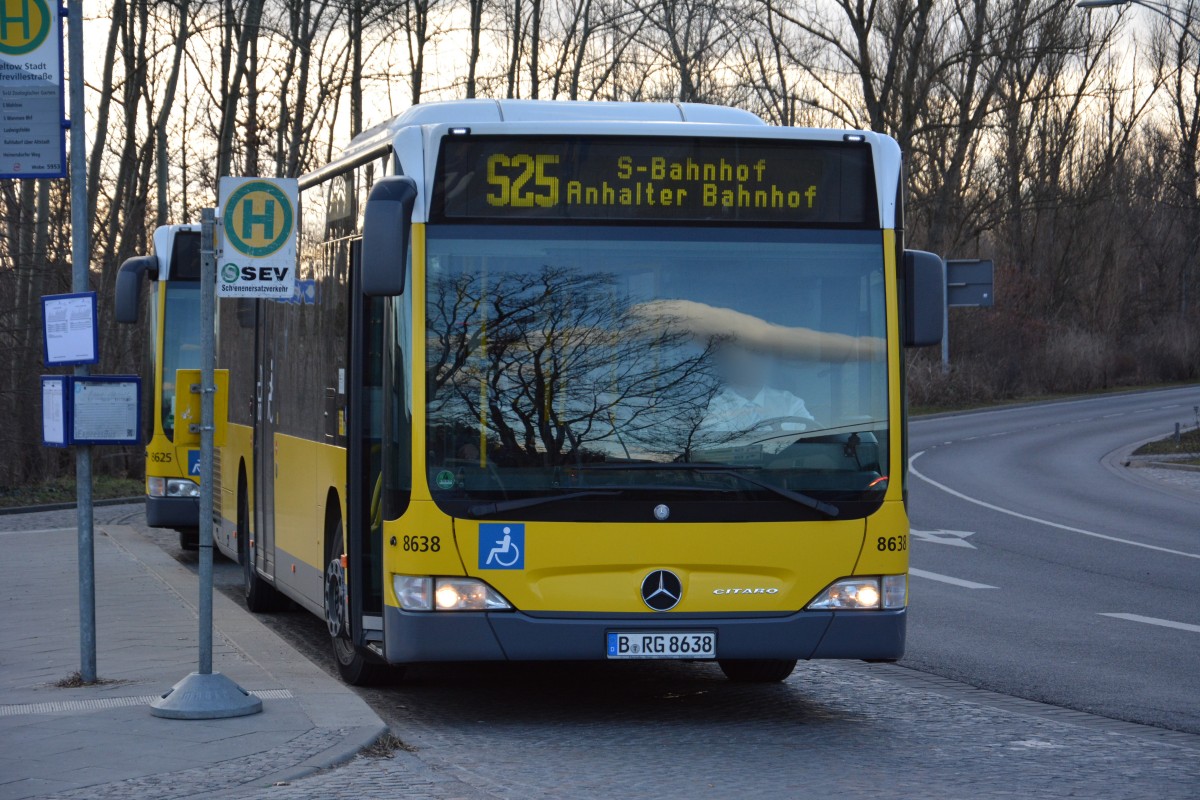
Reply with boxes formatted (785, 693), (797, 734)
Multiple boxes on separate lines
(469, 490), (622, 517)
(576, 462), (839, 518)
(708, 470), (839, 517)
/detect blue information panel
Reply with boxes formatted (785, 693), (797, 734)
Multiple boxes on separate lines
(41, 292), (98, 366)
(70, 376), (141, 446)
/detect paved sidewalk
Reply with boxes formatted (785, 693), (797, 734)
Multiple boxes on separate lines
(0, 522), (385, 799)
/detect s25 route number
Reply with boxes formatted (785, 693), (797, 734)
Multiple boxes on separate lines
(486, 154), (560, 208)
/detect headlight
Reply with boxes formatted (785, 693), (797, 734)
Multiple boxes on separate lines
(166, 479), (200, 498)
(393, 575), (512, 612)
(807, 577), (882, 610)
(148, 478), (199, 498)
(807, 575), (907, 610)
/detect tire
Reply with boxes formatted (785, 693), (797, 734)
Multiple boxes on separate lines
(325, 519), (391, 686)
(178, 529), (198, 551)
(239, 479), (280, 613)
(718, 659), (797, 683)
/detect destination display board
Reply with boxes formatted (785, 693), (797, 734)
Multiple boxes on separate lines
(432, 136), (878, 226)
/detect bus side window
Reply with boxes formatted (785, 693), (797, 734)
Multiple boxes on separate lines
(237, 298), (255, 329)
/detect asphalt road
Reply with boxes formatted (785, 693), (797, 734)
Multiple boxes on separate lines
(901, 386), (1200, 734)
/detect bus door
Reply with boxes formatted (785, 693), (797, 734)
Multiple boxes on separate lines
(254, 301), (278, 578)
(347, 239), (386, 649)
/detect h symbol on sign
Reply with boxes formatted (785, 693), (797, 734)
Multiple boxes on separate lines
(240, 197), (276, 240)
(0, 0), (32, 40)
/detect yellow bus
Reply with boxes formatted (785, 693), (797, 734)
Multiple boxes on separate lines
(211, 100), (944, 685)
(116, 224), (203, 550)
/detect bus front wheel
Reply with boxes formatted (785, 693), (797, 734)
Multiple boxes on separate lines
(325, 520), (390, 686)
(178, 529), (198, 551)
(717, 659), (797, 683)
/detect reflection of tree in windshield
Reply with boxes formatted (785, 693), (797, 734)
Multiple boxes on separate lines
(426, 265), (726, 466)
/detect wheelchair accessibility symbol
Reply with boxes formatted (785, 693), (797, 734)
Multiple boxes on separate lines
(479, 523), (524, 570)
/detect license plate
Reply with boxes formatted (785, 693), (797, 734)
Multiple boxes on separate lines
(606, 631), (716, 660)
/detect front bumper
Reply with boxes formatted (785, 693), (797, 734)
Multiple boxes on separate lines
(382, 606), (905, 663)
(146, 495), (199, 530)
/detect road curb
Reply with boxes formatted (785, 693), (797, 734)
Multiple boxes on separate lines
(0, 496), (143, 516)
(1100, 437), (1200, 503)
(101, 524), (388, 787)
(244, 724), (385, 790)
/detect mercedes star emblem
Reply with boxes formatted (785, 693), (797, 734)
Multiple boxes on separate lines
(641, 569), (683, 611)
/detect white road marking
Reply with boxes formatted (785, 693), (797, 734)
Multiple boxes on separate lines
(0, 527), (75, 537)
(1098, 613), (1200, 634)
(0, 689), (293, 717)
(909, 568), (998, 589)
(909, 451), (1200, 561)
(910, 528), (977, 549)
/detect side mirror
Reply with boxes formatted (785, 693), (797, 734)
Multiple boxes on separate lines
(115, 254), (158, 324)
(361, 175), (418, 296)
(903, 250), (945, 348)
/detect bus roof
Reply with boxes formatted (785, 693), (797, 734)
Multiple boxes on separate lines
(302, 99), (900, 229)
(340, 100), (766, 164)
(153, 223), (200, 280)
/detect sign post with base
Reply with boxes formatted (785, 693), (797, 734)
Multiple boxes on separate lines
(151, 208), (262, 720)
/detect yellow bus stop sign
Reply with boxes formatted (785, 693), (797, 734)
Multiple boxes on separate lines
(174, 369), (228, 448)
(0, 0), (52, 55)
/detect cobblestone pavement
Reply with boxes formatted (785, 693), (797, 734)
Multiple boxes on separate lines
(0, 500), (145, 529)
(0, 504), (382, 800)
(1136, 465), (1200, 493)
(238, 658), (1200, 800)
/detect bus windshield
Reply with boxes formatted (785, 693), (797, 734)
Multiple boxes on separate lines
(161, 282), (201, 439)
(424, 225), (889, 521)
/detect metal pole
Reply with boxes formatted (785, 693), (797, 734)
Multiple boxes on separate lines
(198, 208), (216, 675)
(67, 0), (95, 684)
(151, 206), (260, 718)
(941, 273), (950, 374)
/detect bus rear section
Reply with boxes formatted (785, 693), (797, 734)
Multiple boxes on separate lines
(116, 224), (203, 549)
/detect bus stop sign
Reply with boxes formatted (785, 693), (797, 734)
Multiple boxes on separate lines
(217, 177), (298, 298)
(0, 0), (66, 178)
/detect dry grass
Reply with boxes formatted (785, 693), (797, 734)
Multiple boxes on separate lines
(0, 476), (143, 509)
(362, 732), (416, 758)
(54, 672), (123, 688)
(1134, 427), (1200, 458)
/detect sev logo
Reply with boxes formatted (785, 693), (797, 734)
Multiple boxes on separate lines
(222, 181), (294, 258)
(0, 0), (50, 55)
